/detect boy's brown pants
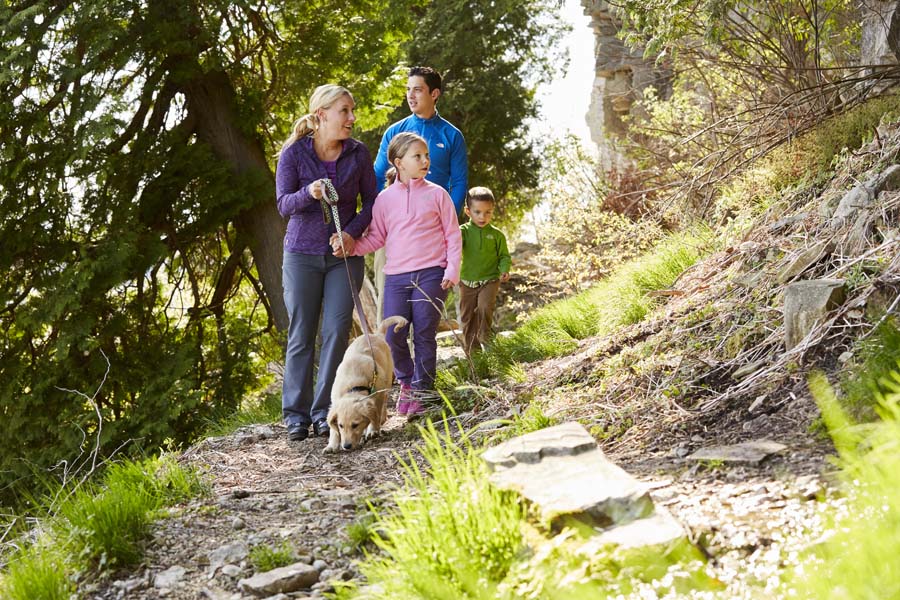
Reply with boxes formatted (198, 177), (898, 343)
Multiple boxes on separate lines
(459, 280), (501, 354)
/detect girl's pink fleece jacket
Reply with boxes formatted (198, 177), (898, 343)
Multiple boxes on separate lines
(353, 177), (462, 284)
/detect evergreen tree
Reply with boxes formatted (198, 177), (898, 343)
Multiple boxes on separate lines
(362, 0), (568, 219)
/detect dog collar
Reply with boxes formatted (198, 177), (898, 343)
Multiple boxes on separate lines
(349, 386), (372, 394)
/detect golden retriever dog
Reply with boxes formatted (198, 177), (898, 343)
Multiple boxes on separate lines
(324, 315), (407, 453)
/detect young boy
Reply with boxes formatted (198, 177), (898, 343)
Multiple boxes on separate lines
(459, 186), (512, 354)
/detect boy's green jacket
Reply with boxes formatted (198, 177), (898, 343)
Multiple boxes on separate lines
(460, 221), (512, 282)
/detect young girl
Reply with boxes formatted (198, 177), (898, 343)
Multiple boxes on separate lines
(332, 132), (461, 419)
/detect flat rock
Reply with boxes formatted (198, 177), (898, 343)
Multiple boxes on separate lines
(483, 422), (653, 529)
(579, 506), (688, 550)
(154, 565), (187, 588)
(688, 440), (787, 465)
(238, 562), (320, 596)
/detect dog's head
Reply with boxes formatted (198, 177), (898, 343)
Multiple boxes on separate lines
(328, 392), (376, 451)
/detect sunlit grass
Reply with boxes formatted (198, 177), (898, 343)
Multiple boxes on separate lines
(789, 372), (900, 598)
(334, 420), (526, 599)
(485, 231), (709, 374)
(0, 455), (206, 597)
(249, 540), (295, 572)
(0, 544), (74, 600)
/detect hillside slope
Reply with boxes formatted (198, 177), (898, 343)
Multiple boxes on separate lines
(75, 118), (900, 599)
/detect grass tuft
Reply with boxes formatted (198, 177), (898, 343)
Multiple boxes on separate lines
(249, 540), (295, 572)
(340, 419), (525, 599)
(0, 545), (74, 600)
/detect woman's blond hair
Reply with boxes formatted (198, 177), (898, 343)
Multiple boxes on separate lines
(385, 132), (427, 185)
(279, 84), (352, 155)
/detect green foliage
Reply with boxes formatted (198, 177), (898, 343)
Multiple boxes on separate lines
(345, 511), (378, 550)
(344, 420), (526, 599)
(500, 528), (715, 598)
(0, 545), (74, 600)
(838, 318), (900, 422)
(54, 455), (207, 567)
(0, 455), (204, 595)
(483, 231), (710, 376)
(0, 0), (417, 506)
(486, 402), (557, 445)
(249, 540), (296, 572)
(359, 0), (568, 219)
(790, 372), (900, 598)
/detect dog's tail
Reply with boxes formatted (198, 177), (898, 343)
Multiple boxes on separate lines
(378, 315), (408, 335)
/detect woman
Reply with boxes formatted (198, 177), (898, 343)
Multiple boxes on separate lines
(276, 84), (376, 441)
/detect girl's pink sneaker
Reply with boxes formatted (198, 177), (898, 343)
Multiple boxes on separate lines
(405, 399), (425, 421)
(396, 383), (412, 415)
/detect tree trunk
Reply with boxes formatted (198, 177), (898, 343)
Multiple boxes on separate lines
(182, 69), (289, 331)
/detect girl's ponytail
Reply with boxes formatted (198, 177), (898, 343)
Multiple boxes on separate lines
(385, 167), (398, 186)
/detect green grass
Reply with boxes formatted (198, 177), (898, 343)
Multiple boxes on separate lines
(334, 420), (526, 599)
(436, 231), (710, 410)
(249, 540), (296, 572)
(0, 545), (74, 600)
(838, 318), (900, 421)
(345, 511), (378, 550)
(0, 455), (206, 599)
(206, 390), (282, 437)
(789, 372), (900, 598)
(443, 231), (708, 388)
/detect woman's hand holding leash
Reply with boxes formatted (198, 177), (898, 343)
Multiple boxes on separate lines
(330, 232), (354, 257)
(308, 179), (325, 200)
(440, 279), (452, 290)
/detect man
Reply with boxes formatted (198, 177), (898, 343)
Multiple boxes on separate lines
(373, 66), (469, 322)
(374, 66), (468, 214)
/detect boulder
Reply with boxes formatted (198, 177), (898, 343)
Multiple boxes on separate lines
(483, 422), (652, 530)
(783, 279), (846, 350)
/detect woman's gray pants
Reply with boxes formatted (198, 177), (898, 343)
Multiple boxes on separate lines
(282, 252), (363, 429)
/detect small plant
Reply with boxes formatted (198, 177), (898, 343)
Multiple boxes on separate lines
(249, 540), (295, 572)
(488, 403), (556, 444)
(345, 511), (378, 550)
(346, 419), (526, 599)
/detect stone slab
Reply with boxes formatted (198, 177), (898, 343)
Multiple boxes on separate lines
(688, 440), (787, 465)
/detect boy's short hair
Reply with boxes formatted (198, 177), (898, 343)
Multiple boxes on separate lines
(408, 66), (442, 93)
(466, 186), (495, 207)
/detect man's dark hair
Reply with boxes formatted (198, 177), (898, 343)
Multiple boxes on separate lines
(408, 66), (443, 93)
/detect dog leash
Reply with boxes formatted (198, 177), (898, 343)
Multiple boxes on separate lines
(323, 179), (378, 392)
